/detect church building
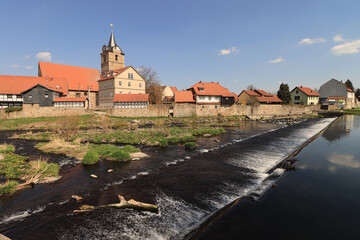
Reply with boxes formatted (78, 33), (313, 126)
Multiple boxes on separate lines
(98, 29), (147, 108)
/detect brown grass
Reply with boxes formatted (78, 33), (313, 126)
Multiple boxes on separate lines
(37, 136), (89, 160)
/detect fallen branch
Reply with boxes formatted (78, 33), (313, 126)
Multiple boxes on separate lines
(74, 194), (158, 213)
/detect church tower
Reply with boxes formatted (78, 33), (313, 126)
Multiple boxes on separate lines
(101, 26), (125, 76)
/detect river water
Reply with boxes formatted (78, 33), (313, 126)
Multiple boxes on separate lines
(0, 117), (339, 239)
(193, 115), (360, 240)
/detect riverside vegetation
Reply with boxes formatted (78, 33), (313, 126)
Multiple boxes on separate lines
(0, 144), (60, 197)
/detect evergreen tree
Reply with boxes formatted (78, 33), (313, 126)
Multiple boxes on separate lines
(277, 83), (291, 104)
(356, 88), (360, 98)
(345, 79), (354, 92)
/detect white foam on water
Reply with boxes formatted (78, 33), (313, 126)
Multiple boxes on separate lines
(0, 205), (46, 224)
(60, 193), (209, 240)
(226, 118), (336, 173)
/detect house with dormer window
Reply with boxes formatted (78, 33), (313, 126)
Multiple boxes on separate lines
(187, 81), (236, 105)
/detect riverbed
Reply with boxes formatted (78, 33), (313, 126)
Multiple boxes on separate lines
(0, 117), (337, 239)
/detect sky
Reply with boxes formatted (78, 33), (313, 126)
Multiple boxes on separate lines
(1, 0), (360, 94)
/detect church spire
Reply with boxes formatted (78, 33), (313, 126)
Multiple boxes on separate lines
(108, 24), (117, 48)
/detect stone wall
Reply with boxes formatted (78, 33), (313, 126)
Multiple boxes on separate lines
(107, 105), (171, 118)
(0, 103), (322, 120)
(107, 104), (320, 119)
(0, 104), (93, 120)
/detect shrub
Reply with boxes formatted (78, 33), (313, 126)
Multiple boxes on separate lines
(82, 150), (99, 165)
(158, 139), (168, 148)
(0, 181), (19, 196)
(5, 106), (23, 113)
(185, 142), (197, 150)
(122, 145), (140, 153)
(110, 150), (131, 161)
(0, 144), (15, 154)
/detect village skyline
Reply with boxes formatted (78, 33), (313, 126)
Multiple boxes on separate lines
(1, 0), (360, 94)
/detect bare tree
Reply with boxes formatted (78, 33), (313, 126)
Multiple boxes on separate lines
(247, 85), (256, 91)
(137, 66), (162, 104)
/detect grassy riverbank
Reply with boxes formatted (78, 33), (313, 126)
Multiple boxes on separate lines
(344, 108), (360, 115)
(0, 144), (60, 197)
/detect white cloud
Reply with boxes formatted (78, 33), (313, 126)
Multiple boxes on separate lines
(269, 56), (285, 63)
(135, 67), (144, 72)
(9, 64), (19, 68)
(233, 80), (240, 83)
(331, 39), (360, 55)
(25, 66), (34, 70)
(328, 153), (360, 168)
(36, 52), (52, 61)
(298, 38), (326, 45)
(24, 55), (30, 60)
(333, 34), (345, 42)
(218, 46), (239, 55)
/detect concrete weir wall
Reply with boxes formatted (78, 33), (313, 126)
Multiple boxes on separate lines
(0, 104), (94, 119)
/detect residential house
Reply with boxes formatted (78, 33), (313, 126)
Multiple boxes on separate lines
(187, 81), (235, 105)
(113, 94), (149, 108)
(0, 75), (67, 108)
(98, 30), (146, 108)
(318, 78), (356, 108)
(238, 89), (282, 105)
(174, 91), (195, 104)
(159, 85), (178, 103)
(21, 84), (63, 107)
(53, 97), (88, 108)
(290, 86), (320, 105)
(38, 61), (100, 109)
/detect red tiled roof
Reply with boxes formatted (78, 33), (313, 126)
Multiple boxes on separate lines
(99, 66), (131, 81)
(242, 90), (261, 97)
(113, 94), (149, 102)
(294, 86), (320, 96)
(0, 75), (68, 95)
(169, 87), (178, 93)
(54, 97), (87, 102)
(327, 96), (346, 101)
(256, 95), (283, 103)
(254, 89), (272, 97)
(232, 92), (239, 102)
(188, 82), (234, 97)
(175, 91), (195, 103)
(38, 61), (100, 92)
(346, 87), (354, 93)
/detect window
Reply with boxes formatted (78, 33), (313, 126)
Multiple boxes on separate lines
(115, 55), (118, 61)
(45, 93), (49, 98)
(7, 94), (12, 98)
(76, 93), (80, 97)
(28, 95), (32, 100)
(119, 81), (122, 86)
(128, 82), (131, 87)
(128, 92), (131, 94)
(103, 56), (106, 62)
(208, 96), (212, 100)
(139, 83), (142, 88)
(198, 87), (204, 91)
(295, 96), (300, 100)
(296, 90), (299, 94)
(16, 95), (22, 99)
(128, 73), (133, 79)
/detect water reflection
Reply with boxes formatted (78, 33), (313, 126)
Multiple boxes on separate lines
(327, 153), (360, 169)
(322, 115), (357, 142)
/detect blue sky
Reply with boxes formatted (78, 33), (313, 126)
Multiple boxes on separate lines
(1, 0), (360, 94)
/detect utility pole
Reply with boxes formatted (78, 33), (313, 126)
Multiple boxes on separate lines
(88, 85), (91, 109)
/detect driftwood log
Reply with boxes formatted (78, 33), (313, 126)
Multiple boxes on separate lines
(74, 195), (158, 213)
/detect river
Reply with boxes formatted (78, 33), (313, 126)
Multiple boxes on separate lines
(0, 117), (341, 239)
